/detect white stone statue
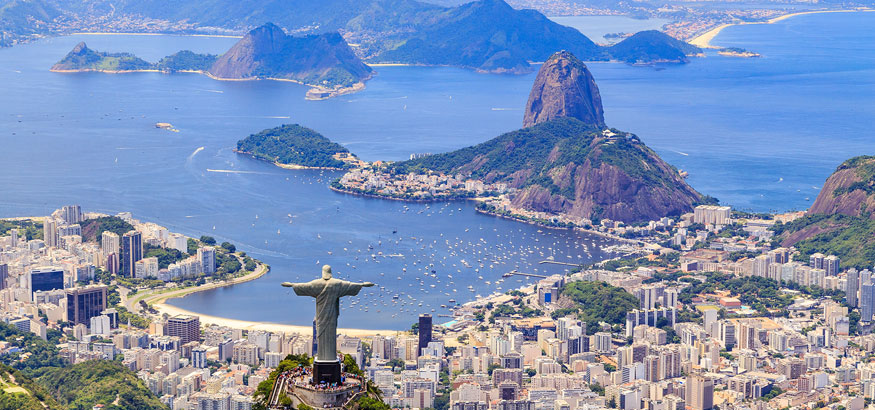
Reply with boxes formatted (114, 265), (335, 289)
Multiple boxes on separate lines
(282, 265), (374, 362)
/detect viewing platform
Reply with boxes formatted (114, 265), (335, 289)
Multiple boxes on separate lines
(269, 366), (366, 410)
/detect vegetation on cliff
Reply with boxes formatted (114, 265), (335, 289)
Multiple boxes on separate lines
(156, 50), (218, 72)
(0, 364), (61, 410)
(38, 360), (167, 410)
(237, 124), (354, 169)
(253, 353), (311, 410)
(393, 117), (700, 223)
(773, 214), (875, 269)
(552, 281), (639, 325)
(773, 156), (875, 269)
(80, 216), (134, 243)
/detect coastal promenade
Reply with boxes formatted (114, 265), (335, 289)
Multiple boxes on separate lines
(124, 263), (398, 337)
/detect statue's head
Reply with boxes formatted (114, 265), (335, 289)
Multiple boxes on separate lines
(322, 265), (332, 280)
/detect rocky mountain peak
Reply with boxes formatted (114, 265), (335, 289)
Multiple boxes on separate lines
(523, 50), (605, 128)
(809, 155), (875, 219)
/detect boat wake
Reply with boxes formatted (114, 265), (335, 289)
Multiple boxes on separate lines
(206, 169), (271, 175)
(188, 146), (205, 161)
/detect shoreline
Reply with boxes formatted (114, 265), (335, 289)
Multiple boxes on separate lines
(134, 263), (399, 337)
(329, 185), (475, 203)
(689, 9), (872, 49)
(69, 31), (243, 39)
(50, 67), (368, 99)
(329, 185), (638, 244)
(233, 150), (351, 171)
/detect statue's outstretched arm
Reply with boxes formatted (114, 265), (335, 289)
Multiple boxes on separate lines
(281, 282), (300, 288)
(359, 282), (375, 287)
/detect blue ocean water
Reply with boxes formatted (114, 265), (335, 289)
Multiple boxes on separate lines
(0, 12), (872, 329)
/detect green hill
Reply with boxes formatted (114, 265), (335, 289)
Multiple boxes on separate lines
(156, 50), (218, 72)
(0, 365), (61, 410)
(237, 124), (355, 169)
(553, 281), (639, 325)
(38, 361), (167, 410)
(393, 117), (701, 223)
(607, 30), (701, 64)
(774, 156), (875, 269)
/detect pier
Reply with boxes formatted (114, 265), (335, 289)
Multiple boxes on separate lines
(502, 270), (549, 279)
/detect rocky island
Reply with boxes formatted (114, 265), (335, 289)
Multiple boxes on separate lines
(208, 23), (373, 99)
(718, 47), (762, 58)
(51, 23), (373, 99)
(50, 42), (154, 72)
(332, 51), (704, 225)
(236, 124), (363, 170)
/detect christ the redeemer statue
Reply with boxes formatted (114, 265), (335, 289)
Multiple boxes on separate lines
(282, 265), (375, 364)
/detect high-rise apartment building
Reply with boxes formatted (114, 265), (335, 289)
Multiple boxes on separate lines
(197, 246), (216, 274)
(30, 267), (64, 293)
(121, 231), (143, 277)
(43, 218), (59, 248)
(847, 269), (860, 308)
(166, 315), (200, 344)
(686, 374), (714, 410)
(418, 314), (433, 356)
(62, 205), (82, 225)
(0, 264), (7, 290)
(102, 231), (120, 256)
(66, 285), (108, 326)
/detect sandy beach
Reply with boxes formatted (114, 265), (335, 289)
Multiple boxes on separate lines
(132, 263), (400, 337)
(690, 9), (872, 49)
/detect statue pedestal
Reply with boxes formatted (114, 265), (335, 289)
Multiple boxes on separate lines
(314, 360), (342, 385)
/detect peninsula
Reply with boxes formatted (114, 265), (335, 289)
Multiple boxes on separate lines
(331, 51), (704, 225)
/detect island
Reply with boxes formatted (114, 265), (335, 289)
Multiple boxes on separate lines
(718, 47), (762, 58)
(236, 124), (364, 170)
(50, 42), (154, 73)
(51, 23), (373, 99)
(607, 30), (704, 64)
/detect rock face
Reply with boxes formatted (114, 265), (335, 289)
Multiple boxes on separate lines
(808, 156), (875, 219)
(208, 23), (372, 89)
(523, 51), (605, 128)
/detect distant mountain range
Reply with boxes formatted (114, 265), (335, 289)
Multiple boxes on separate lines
(10, 0), (700, 71)
(50, 24), (374, 96)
